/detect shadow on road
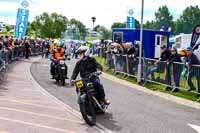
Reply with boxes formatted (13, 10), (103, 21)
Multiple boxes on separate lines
(96, 112), (122, 132)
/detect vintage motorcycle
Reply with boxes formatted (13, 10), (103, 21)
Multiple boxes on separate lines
(54, 58), (67, 86)
(72, 71), (108, 126)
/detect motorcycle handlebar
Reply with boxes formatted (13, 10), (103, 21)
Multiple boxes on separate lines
(89, 71), (102, 79)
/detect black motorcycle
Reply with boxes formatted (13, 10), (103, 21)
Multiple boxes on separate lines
(73, 71), (108, 126)
(55, 58), (67, 86)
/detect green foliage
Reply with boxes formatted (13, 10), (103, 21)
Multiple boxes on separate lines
(5, 25), (12, 32)
(154, 5), (174, 30)
(26, 12), (87, 39)
(27, 12), (68, 38)
(69, 18), (87, 40)
(111, 19), (140, 29)
(111, 22), (126, 29)
(175, 6), (200, 34)
(144, 5), (175, 32)
(95, 25), (111, 40)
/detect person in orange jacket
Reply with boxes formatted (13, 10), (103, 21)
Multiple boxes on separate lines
(50, 40), (57, 54)
(50, 42), (68, 79)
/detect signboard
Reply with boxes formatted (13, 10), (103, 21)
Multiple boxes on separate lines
(19, 0), (31, 10)
(15, 9), (29, 38)
(126, 8), (135, 28)
(15, 0), (30, 38)
(191, 24), (200, 48)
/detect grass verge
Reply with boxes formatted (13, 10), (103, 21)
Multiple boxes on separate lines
(95, 56), (200, 102)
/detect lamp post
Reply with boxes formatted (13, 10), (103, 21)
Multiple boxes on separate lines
(137, 0), (144, 84)
(91, 17), (96, 31)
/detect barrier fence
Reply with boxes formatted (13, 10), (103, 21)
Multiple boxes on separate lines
(0, 46), (42, 80)
(104, 53), (200, 102)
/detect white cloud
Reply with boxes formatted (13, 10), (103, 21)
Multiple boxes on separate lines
(0, 0), (200, 28)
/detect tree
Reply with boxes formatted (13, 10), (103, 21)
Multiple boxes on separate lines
(96, 26), (111, 39)
(144, 20), (157, 29)
(94, 25), (100, 31)
(176, 6), (200, 34)
(154, 5), (175, 31)
(68, 18), (87, 40)
(135, 19), (140, 28)
(26, 22), (36, 37)
(111, 22), (126, 29)
(5, 25), (12, 32)
(30, 12), (68, 38)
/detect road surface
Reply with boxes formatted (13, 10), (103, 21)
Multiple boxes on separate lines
(30, 58), (200, 133)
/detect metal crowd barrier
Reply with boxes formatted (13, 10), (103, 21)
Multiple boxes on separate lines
(0, 45), (42, 73)
(104, 53), (200, 102)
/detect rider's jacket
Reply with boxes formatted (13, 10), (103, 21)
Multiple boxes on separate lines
(53, 48), (65, 62)
(50, 44), (56, 53)
(71, 56), (103, 80)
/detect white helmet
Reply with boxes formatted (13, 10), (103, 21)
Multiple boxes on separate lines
(76, 46), (88, 54)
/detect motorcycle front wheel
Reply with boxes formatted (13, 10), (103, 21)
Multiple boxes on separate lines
(79, 99), (96, 126)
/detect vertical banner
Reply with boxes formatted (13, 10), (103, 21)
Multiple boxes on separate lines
(15, 0), (30, 38)
(126, 7), (135, 29)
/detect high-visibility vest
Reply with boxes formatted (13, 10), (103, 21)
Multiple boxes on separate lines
(54, 48), (65, 62)
(86, 43), (91, 48)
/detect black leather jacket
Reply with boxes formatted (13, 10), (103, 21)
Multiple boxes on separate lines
(71, 56), (103, 80)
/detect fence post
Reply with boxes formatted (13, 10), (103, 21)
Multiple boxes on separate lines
(126, 55), (130, 77)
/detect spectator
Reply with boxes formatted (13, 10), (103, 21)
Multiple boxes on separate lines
(185, 46), (200, 96)
(146, 45), (171, 82)
(112, 43), (123, 74)
(167, 46), (182, 92)
(25, 39), (30, 59)
(14, 39), (20, 59)
(105, 42), (113, 70)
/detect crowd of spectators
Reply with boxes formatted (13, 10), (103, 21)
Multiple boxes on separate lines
(96, 40), (200, 96)
(0, 36), (43, 68)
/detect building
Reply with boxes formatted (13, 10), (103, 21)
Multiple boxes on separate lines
(112, 28), (170, 59)
(0, 22), (6, 33)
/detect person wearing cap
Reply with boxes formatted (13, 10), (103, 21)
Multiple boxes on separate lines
(185, 46), (200, 96)
(71, 46), (110, 105)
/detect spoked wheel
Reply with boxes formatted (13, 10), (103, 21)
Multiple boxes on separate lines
(60, 74), (65, 86)
(79, 100), (96, 126)
(59, 69), (65, 86)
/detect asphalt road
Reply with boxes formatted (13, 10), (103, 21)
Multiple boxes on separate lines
(31, 58), (200, 133)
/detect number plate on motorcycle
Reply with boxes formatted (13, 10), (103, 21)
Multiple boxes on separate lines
(76, 80), (84, 88)
(60, 60), (65, 65)
(61, 67), (65, 69)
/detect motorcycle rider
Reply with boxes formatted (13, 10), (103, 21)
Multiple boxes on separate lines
(50, 39), (57, 54)
(71, 46), (110, 105)
(50, 41), (68, 79)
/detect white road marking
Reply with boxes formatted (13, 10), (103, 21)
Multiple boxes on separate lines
(0, 106), (82, 123)
(0, 130), (10, 133)
(0, 99), (65, 111)
(0, 116), (76, 133)
(188, 124), (200, 133)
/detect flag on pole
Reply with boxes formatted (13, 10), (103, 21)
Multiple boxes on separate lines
(15, 0), (31, 38)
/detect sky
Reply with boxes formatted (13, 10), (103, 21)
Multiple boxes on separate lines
(0, 0), (199, 29)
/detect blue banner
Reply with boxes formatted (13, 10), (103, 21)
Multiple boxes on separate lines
(15, 8), (29, 38)
(127, 16), (135, 28)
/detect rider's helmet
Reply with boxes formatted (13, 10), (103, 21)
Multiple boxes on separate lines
(76, 46), (90, 57)
(76, 46), (88, 54)
(55, 41), (62, 50)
